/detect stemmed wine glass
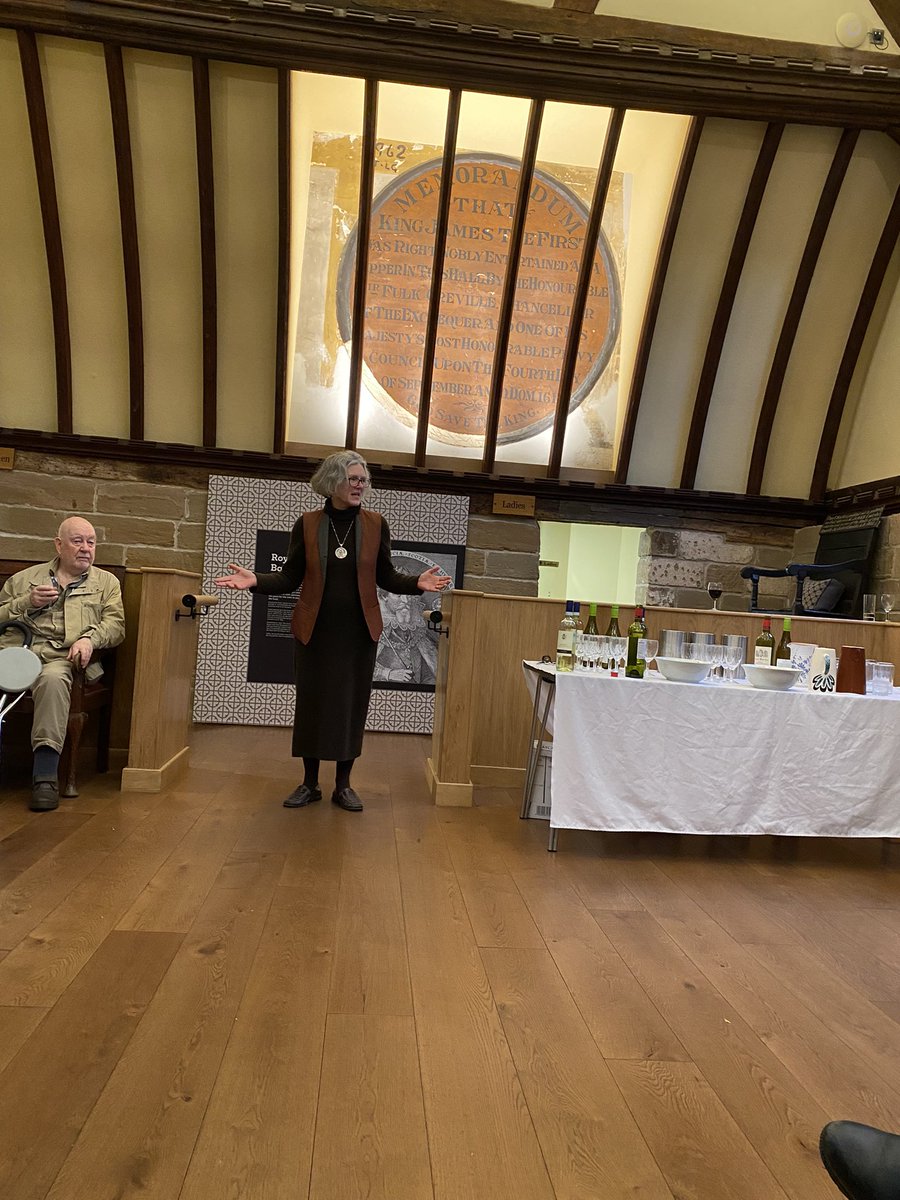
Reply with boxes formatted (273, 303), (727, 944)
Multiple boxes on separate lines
(643, 639), (659, 672)
(609, 636), (628, 677)
(707, 581), (723, 612)
(707, 642), (725, 682)
(723, 644), (744, 683)
(881, 594), (895, 622)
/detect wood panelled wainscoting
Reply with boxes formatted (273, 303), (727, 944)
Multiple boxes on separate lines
(429, 590), (900, 804)
(1, 726), (900, 1199)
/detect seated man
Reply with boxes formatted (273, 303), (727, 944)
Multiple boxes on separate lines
(0, 516), (125, 812)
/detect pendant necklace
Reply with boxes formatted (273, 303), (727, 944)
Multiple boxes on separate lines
(329, 518), (353, 560)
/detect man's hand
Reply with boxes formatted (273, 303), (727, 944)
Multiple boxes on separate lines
(67, 637), (93, 669)
(29, 583), (59, 609)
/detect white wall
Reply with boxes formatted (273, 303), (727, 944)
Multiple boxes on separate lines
(538, 521), (643, 603)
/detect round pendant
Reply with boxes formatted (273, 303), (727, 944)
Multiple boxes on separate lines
(334, 546), (348, 559)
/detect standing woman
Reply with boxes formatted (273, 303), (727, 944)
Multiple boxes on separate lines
(215, 452), (450, 811)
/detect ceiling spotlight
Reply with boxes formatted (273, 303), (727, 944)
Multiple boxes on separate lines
(835, 12), (867, 48)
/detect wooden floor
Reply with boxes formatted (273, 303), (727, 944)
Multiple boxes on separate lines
(1, 728), (900, 1200)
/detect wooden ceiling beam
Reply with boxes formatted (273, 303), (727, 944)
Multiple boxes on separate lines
(614, 114), (703, 486)
(810, 181), (900, 502)
(415, 89), (461, 470)
(746, 128), (859, 496)
(272, 67), (290, 456)
(17, 30), (73, 435)
(104, 43), (144, 442)
(345, 78), (378, 451)
(871, 1), (900, 49)
(192, 56), (217, 449)
(481, 98), (544, 475)
(681, 121), (784, 491)
(2, 1), (900, 129)
(547, 106), (625, 478)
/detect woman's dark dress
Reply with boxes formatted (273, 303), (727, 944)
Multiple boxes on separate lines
(252, 501), (422, 760)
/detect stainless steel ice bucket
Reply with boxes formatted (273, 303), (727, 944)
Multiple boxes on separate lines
(659, 629), (687, 658)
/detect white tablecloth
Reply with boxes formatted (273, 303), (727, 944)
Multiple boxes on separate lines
(523, 662), (900, 838)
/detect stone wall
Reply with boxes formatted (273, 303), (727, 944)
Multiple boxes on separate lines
(0, 453), (208, 572)
(15, 448), (894, 609)
(462, 514), (540, 596)
(1, 451), (543, 595)
(635, 525), (796, 610)
(873, 514), (900, 600)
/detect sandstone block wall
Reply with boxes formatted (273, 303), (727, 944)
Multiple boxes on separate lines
(635, 525), (795, 610)
(0, 455), (207, 572)
(462, 514), (540, 596)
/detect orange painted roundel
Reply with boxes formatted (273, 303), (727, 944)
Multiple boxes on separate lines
(337, 153), (621, 446)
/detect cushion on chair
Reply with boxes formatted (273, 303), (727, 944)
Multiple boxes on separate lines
(802, 576), (845, 612)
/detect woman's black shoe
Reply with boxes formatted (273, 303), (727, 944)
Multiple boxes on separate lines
(332, 787), (363, 811)
(283, 783), (322, 808)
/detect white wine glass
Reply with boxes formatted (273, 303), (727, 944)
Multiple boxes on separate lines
(643, 639), (659, 671)
(708, 643), (726, 682)
(723, 644), (743, 683)
(881, 594), (895, 621)
(609, 636), (628, 677)
(707, 581), (723, 611)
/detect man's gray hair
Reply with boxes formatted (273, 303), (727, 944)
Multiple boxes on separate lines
(310, 451), (370, 498)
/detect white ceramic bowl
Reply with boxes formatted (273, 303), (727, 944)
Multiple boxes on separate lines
(742, 663), (802, 691)
(655, 656), (711, 684)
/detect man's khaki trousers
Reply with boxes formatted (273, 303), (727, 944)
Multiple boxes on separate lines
(30, 650), (74, 753)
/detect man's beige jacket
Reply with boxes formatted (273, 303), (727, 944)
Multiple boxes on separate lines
(0, 559), (125, 656)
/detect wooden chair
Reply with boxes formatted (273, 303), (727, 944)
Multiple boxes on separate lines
(0, 559), (122, 795)
(740, 507), (882, 620)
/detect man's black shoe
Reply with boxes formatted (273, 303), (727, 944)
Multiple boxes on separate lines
(331, 787), (363, 812)
(820, 1121), (900, 1200)
(283, 783), (322, 809)
(30, 780), (59, 813)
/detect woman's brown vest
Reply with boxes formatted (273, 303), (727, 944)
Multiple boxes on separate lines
(290, 508), (384, 645)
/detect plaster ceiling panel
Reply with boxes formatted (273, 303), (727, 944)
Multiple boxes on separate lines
(626, 118), (764, 489)
(763, 130), (898, 498)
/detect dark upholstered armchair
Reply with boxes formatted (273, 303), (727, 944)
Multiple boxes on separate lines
(740, 507), (882, 620)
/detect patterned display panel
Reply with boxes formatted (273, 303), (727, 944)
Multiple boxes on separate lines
(195, 475), (468, 734)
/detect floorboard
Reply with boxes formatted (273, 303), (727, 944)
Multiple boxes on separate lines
(0, 725), (898, 1200)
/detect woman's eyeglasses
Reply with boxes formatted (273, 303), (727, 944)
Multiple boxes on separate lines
(347, 475), (369, 486)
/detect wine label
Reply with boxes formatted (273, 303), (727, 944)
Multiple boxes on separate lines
(754, 647), (772, 666)
(557, 630), (575, 651)
(637, 639), (649, 659)
(775, 657), (791, 668)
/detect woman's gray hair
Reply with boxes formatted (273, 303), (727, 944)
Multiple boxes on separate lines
(310, 451), (370, 498)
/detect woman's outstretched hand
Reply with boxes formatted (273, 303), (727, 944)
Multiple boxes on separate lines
(417, 566), (451, 593)
(215, 563), (258, 590)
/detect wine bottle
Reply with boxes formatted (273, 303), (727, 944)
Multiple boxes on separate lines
(556, 601), (577, 672)
(754, 617), (776, 666)
(585, 603), (599, 636)
(626, 606), (648, 678)
(601, 604), (620, 669)
(775, 617), (792, 667)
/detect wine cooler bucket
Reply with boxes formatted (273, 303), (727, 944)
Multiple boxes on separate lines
(659, 629), (687, 658)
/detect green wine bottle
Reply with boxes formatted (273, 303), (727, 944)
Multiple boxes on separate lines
(601, 604), (620, 669)
(775, 617), (792, 667)
(626, 606), (648, 678)
(585, 603), (599, 636)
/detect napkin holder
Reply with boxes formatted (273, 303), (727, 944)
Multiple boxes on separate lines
(808, 646), (837, 694)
